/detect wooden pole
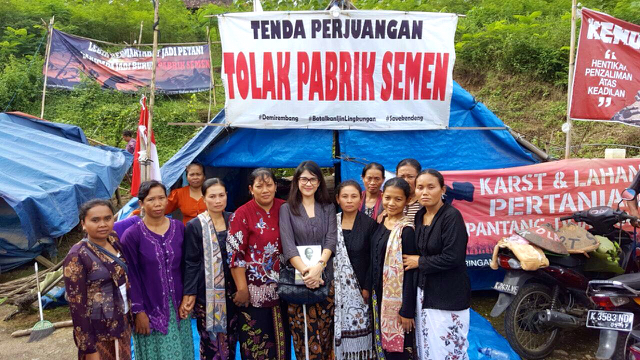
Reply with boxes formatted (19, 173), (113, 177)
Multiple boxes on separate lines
(145, 1), (160, 181)
(564, 0), (578, 159)
(40, 16), (54, 119)
(138, 21), (144, 45)
(206, 26), (216, 121)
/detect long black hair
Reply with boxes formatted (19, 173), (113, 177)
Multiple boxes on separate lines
(288, 160), (331, 216)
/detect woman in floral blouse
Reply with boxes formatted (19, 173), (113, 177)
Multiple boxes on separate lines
(64, 199), (132, 360)
(227, 168), (291, 360)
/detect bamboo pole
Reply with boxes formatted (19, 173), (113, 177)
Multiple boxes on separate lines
(564, 0), (578, 159)
(138, 21), (144, 45)
(206, 26), (216, 121)
(145, 0), (160, 182)
(40, 16), (54, 119)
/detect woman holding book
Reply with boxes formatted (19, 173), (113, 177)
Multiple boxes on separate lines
(280, 160), (337, 360)
(334, 180), (379, 359)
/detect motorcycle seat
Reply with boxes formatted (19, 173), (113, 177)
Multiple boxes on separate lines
(609, 273), (640, 290)
(547, 255), (583, 268)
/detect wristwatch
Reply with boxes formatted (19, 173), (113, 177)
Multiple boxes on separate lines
(318, 259), (326, 268)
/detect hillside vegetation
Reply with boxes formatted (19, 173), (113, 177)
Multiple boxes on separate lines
(1, 0), (640, 164)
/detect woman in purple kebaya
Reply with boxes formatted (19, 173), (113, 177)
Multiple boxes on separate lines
(120, 180), (194, 360)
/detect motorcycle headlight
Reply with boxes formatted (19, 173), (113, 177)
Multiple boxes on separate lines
(507, 258), (522, 269)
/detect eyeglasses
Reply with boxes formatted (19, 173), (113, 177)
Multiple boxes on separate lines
(299, 177), (319, 185)
(364, 176), (383, 183)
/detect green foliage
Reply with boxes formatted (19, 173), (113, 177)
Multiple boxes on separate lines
(456, 10), (569, 84)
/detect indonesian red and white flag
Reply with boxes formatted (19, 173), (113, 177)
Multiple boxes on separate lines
(131, 95), (161, 196)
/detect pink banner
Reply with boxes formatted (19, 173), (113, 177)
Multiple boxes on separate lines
(442, 159), (640, 268)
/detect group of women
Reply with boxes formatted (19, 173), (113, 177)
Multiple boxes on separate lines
(64, 158), (471, 360)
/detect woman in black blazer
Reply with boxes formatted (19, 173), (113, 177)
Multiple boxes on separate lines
(182, 178), (238, 360)
(402, 169), (470, 360)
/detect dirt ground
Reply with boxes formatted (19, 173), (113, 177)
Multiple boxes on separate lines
(0, 291), (600, 360)
(0, 305), (76, 360)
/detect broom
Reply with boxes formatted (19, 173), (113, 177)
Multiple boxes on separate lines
(28, 263), (54, 342)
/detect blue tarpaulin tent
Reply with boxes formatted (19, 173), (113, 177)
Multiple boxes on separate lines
(119, 81), (540, 289)
(0, 112), (132, 271)
(117, 81), (529, 358)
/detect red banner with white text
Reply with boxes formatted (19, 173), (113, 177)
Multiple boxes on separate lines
(569, 8), (640, 125)
(442, 159), (640, 268)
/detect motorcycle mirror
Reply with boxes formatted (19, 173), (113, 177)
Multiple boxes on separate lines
(621, 188), (637, 201)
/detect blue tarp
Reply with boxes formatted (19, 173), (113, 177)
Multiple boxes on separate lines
(156, 81), (537, 192)
(0, 112), (88, 144)
(469, 309), (521, 359)
(119, 81), (538, 291)
(339, 82), (537, 180)
(0, 113), (132, 271)
(190, 309), (522, 360)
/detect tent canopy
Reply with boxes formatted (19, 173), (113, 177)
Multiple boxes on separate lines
(0, 112), (132, 271)
(124, 80), (537, 290)
(160, 81), (537, 189)
(1, 112), (88, 144)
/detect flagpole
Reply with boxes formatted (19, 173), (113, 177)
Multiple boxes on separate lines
(206, 25), (214, 121)
(40, 16), (54, 119)
(146, 0), (160, 182)
(564, 0), (577, 159)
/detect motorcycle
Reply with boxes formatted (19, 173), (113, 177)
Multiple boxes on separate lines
(587, 272), (640, 360)
(490, 188), (639, 359)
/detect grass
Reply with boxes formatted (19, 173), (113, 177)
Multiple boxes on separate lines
(456, 71), (640, 159)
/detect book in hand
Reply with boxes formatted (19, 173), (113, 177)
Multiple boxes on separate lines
(295, 245), (322, 285)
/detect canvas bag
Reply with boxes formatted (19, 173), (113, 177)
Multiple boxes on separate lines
(490, 234), (549, 271)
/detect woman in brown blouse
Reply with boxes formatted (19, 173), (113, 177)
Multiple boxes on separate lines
(64, 199), (131, 360)
(279, 160), (337, 360)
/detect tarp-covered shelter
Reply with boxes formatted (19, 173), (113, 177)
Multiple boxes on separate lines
(120, 81), (539, 289)
(0, 112), (132, 271)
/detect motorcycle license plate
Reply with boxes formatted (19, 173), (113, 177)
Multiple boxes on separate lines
(493, 282), (518, 295)
(586, 310), (634, 331)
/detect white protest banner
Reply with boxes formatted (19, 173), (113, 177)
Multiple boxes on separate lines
(218, 11), (458, 131)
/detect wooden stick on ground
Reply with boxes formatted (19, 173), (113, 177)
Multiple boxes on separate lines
(11, 320), (73, 338)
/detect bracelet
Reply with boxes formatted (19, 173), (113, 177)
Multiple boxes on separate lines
(318, 260), (326, 268)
